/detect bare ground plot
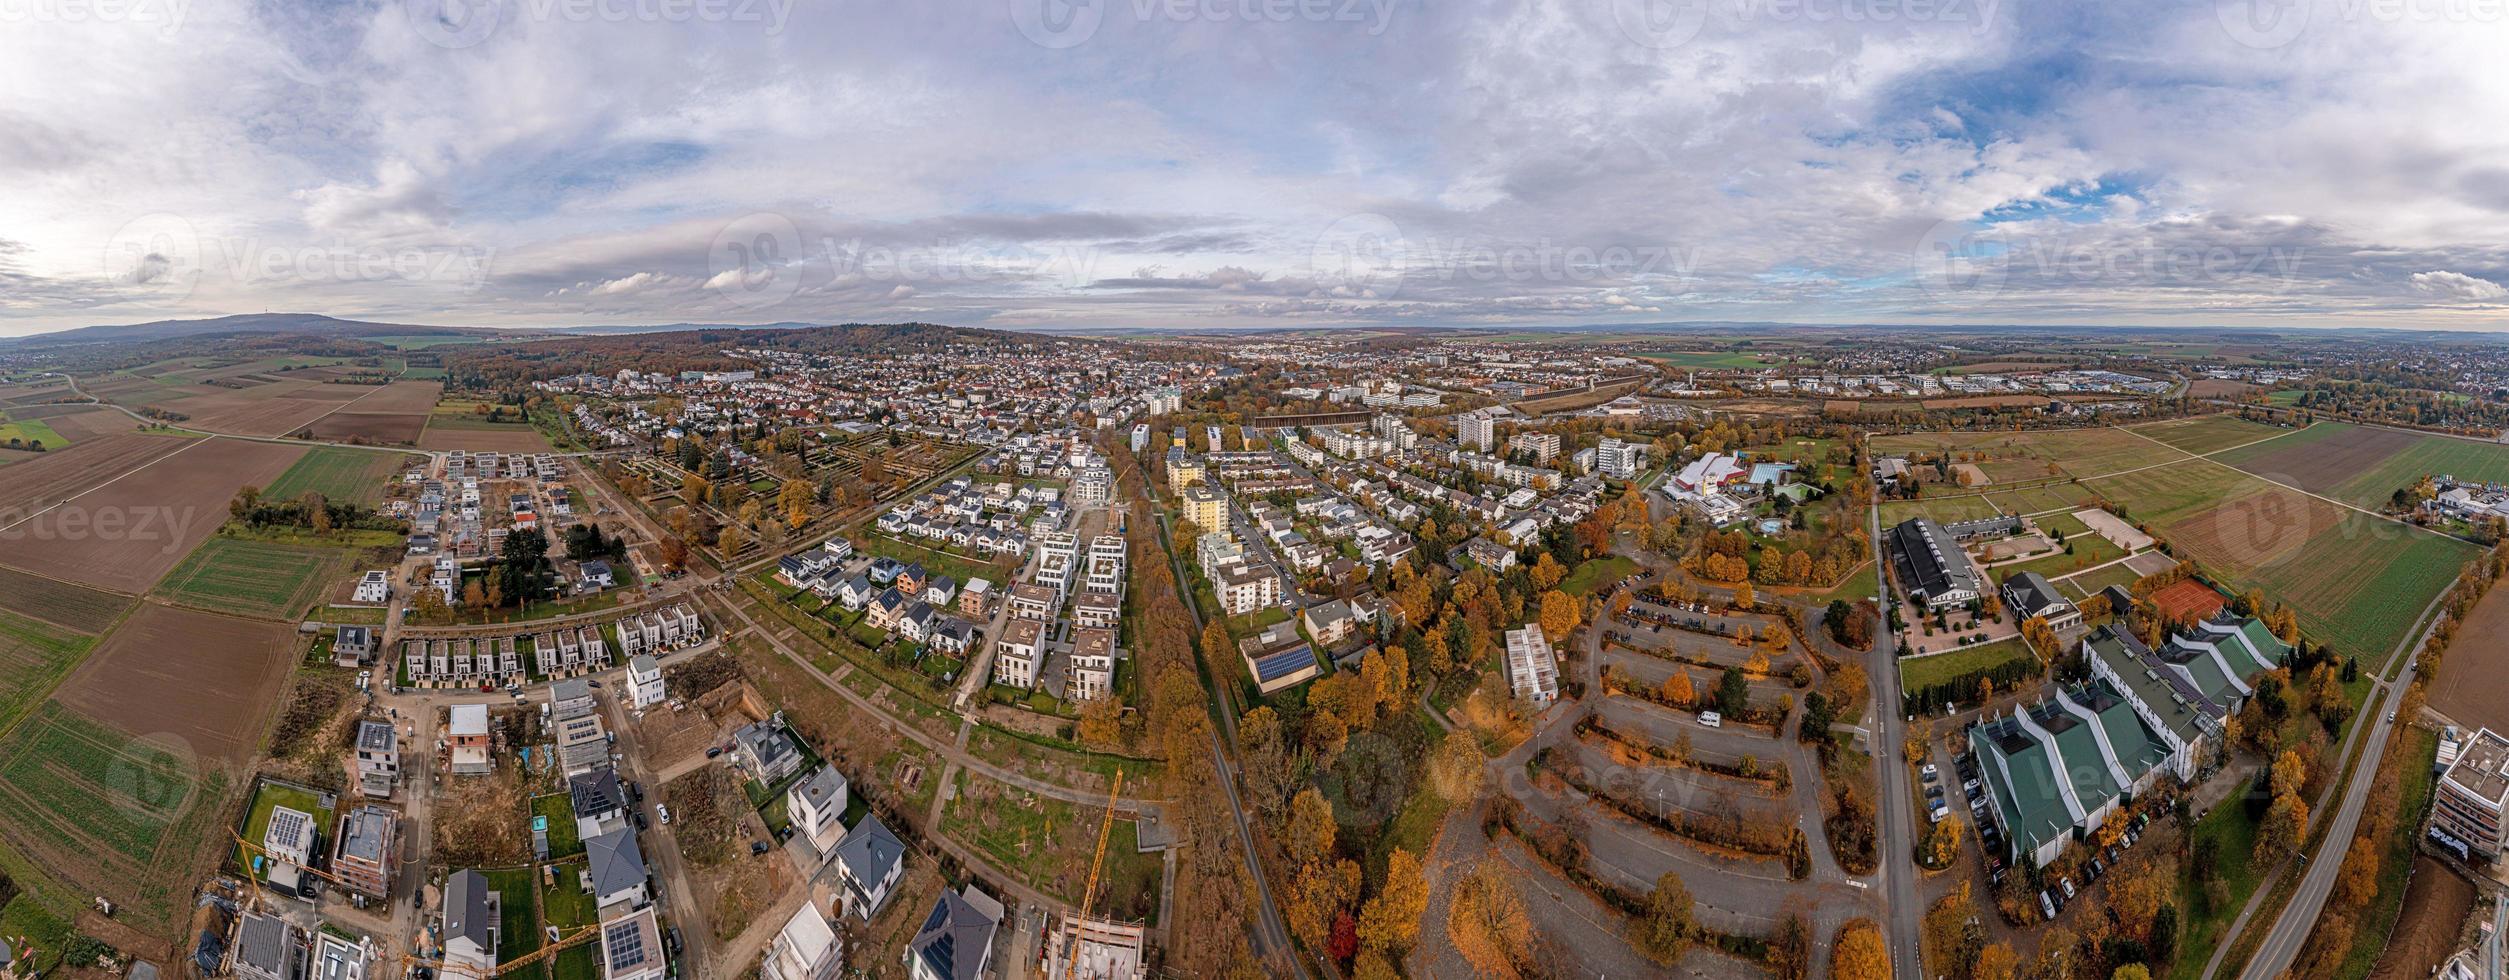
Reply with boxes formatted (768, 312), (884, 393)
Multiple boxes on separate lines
(0, 431), (203, 518)
(2428, 582), (2509, 733)
(177, 386), (368, 436)
(50, 602), (296, 767)
(347, 380), (444, 414)
(2368, 857), (2478, 980)
(2071, 507), (2153, 551)
(0, 564), (136, 634)
(0, 438), (305, 593)
(307, 412), (429, 445)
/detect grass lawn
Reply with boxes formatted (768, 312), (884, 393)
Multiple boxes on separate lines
(2167, 800), (2266, 980)
(1560, 555), (1639, 597)
(1879, 494), (2003, 527)
(540, 859), (596, 929)
(1993, 534), (2124, 582)
(533, 793), (584, 858)
(1897, 637), (2034, 691)
(2055, 561), (2145, 599)
(237, 781), (334, 871)
(481, 867), (542, 965)
(1816, 561), (1880, 604)
(2126, 415), (2290, 455)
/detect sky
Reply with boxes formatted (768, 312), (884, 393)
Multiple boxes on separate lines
(4, 0), (2509, 336)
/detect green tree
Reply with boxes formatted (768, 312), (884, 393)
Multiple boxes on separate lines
(1632, 871), (1694, 965)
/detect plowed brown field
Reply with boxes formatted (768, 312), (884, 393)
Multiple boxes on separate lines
(0, 438), (304, 592)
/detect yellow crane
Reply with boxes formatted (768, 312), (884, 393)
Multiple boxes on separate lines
(1065, 770), (1123, 980)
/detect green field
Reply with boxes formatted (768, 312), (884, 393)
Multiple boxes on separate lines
(262, 447), (394, 503)
(1874, 427), (2157, 480)
(1636, 350), (1792, 369)
(1984, 481), (2101, 518)
(482, 867), (543, 964)
(156, 536), (340, 621)
(0, 700), (223, 920)
(1992, 533), (2125, 583)
(0, 416), (66, 450)
(1898, 637), (2035, 691)
(2081, 462), (2253, 525)
(1878, 494), (2004, 526)
(0, 611), (96, 736)
(1560, 555), (1638, 596)
(2083, 458), (2474, 662)
(2124, 415), (2291, 455)
(2216, 422), (2509, 511)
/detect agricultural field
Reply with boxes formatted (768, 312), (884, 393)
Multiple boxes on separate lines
(262, 447), (399, 503)
(0, 564), (136, 633)
(2085, 460), (2474, 661)
(49, 603), (298, 767)
(0, 425), (203, 518)
(172, 382), (369, 436)
(0, 609), (95, 733)
(1637, 350), (1795, 369)
(0, 699), (230, 929)
(2214, 422), (2509, 510)
(2123, 414), (2292, 455)
(0, 437), (305, 593)
(0, 414), (66, 450)
(2430, 581), (2509, 733)
(155, 536), (343, 621)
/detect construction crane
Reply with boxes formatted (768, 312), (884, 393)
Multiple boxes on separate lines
(407, 922), (602, 979)
(1065, 770), (1123, 980)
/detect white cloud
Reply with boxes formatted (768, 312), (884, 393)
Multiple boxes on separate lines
(2410, 270), (2508, 301)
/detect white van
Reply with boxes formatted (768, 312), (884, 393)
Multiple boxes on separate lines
(1697, 711), (1723, 728)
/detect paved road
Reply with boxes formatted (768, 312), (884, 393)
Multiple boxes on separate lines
(1861, 496), (1927, 978)
(2230, 586), (2445, 978)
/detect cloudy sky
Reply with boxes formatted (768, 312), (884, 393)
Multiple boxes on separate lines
(4, 0), (2509, 336)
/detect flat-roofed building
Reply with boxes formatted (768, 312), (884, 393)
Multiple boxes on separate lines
(334, 805), (398, 899)
(1504, 626), (1560, 705)
(2432, 727), (2509, 860)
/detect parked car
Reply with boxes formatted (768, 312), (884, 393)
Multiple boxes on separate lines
(705, 746), (723, 759)
(2040, 892), (2057, 920)
(657, 804), (672, 825)
(2060, 877), (2077, 900)
(1697, 711), (1722, 728)
(1920, 764), (1939, 781)
(1929, 804), (1950, 823)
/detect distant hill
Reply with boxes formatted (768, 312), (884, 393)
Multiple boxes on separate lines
(8, 313), (494, 347)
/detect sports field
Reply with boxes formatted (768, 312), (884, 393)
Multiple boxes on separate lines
(155, 536), (340, 621)
(262, 447), (396, 503)
(2214, 422), (2509, 511)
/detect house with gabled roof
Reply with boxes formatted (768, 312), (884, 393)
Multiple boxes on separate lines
(833, 815), (907, 920)
(904, 886), (1004, 980)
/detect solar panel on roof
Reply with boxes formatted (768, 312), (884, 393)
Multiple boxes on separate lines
(605, 923), (647, 967)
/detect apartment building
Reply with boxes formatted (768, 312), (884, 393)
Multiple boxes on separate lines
(2433, 728), (2509, 860)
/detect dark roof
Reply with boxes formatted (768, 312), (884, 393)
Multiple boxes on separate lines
(584, 828), (647, 897)
(569, 769), (625, 818)
(2003, 571), (2069, 616)
(834, 814), (906, 884)
(237, 913), (298, 978)
(1887, 518), (1980, 602)
(445, 869), (496, 949)
(907, 889), (1003, 980)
